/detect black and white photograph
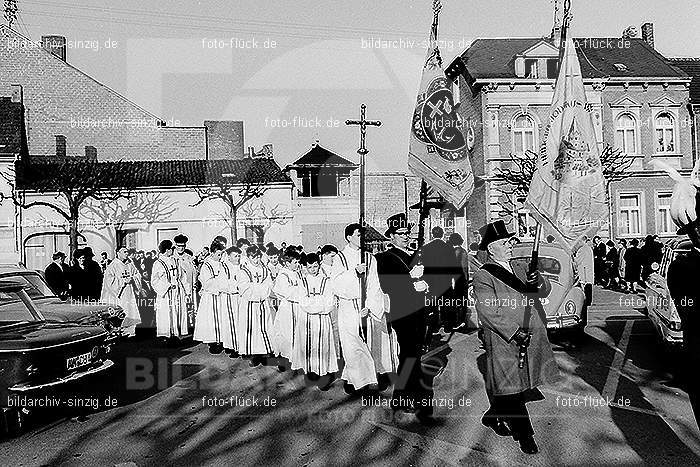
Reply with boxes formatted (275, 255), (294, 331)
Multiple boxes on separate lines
(1, 0), (700, 465)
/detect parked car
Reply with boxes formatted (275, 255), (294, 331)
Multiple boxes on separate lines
(464, 242), (587, 336)
(511, 242), (587, 335)
(0, 265), (124, 336)
(0, 280), (115, 436)
(640, 237), (686, 350)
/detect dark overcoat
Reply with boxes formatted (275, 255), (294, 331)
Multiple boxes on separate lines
(473, 260), (560, 396)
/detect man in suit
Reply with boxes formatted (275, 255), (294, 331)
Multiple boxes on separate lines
(667, 188), (700, 430)
(420, 226), (460, 333)
(375, 213), (433, 423)
(472, 220), (559, 454)
(45, 252), (69, 298)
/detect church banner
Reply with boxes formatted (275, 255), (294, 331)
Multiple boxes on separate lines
(525, 36), (607, 252)
(407, 32), (474, 208)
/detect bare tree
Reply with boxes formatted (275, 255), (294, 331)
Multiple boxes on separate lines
(0, 160), (137, 256)
(239, 199), (292, 244)
(494, 144), (634, 217)
(191, 174), (267, 242)
(82, 192), (178, 251)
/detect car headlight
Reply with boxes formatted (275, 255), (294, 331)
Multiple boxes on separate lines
(565, 300), (576, 315)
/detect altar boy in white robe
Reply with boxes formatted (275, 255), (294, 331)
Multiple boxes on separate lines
(101, 246), (142, 338)
(151, 240), (189, 342)
(366, 254), (400, 391)
(193, 241), (227, 354)
(237, 245), (274, 367)
(271, 249), (303, 371)
(329, 223), (378, 394)
(220, 246), (243, 358)
(294, 253), (337, 390)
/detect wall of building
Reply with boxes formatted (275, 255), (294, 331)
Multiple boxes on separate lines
(0, 27), (206, 161)
(17, 185), (295, 270)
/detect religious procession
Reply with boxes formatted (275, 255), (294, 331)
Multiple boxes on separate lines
(2, 0), (700, 465)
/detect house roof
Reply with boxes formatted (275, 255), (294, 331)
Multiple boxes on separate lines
(289, 143), (357, 168)
(15, 158), (293, 191)
(452, 37), (688, 80)
(669, 58), (700, 103)
(0, 97), (26, 158)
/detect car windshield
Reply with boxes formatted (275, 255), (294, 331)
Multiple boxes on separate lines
(511, 256), (562, 277)
(0, 290), (40, 329)
(0, 273), (56, 299)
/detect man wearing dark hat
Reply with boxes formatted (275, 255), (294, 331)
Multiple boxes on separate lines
(472, 220), (559, 454)
(667, 185), (700, 430)
(45, 251), (69, 298)
(68, 248), (92, 301)
(174, 234), (196, 315)
(374, 213), (434, 422)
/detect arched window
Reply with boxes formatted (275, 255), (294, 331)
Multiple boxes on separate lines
(512, 115), (536, 155)
(614, 114), (637, 154)
(655, 112), (675, 153)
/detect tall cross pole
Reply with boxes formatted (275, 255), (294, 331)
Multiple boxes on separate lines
(346, 103), (381, 338)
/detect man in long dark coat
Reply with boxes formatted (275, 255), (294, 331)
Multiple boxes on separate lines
(45, 251), (69, 298)
(473, 220), (559, 454)
(375, 213), (433, 423)
(420, 226), (459, 332)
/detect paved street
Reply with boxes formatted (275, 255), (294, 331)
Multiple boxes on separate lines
(2, 286), (700, 466)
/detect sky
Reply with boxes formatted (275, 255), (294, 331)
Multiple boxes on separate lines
(11, 0), (700, 172)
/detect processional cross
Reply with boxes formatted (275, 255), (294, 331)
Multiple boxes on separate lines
(346, 104), (381, 339)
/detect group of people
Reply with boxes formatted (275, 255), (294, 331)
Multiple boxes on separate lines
(41, 214), (562, 454)
(588, 234), (664, 292)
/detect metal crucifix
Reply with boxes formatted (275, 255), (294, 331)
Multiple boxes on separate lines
(346, 103), (381, 339)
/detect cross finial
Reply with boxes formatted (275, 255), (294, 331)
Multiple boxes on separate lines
(345, 104), (382, 156)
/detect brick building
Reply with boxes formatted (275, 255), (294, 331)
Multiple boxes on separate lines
(445, 23), (693, 241)
(0, 25), (295, 267)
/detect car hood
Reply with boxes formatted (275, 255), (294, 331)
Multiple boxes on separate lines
(34, 298), (121, 323)
(0, 322), (107, 351)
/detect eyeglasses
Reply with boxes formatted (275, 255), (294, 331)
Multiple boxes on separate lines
(395, 231), (411, 236)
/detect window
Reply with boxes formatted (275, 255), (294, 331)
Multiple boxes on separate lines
(546, 59), (559, 78)
(513, 115), (536, 155)
(619, 194), (641, 236)
(657, 193), (674, 234)
(297, 169), (350, 197)
(525, 59), (538, 78)
(517, 209), (537, 238)
(615, 114), (638, 154)
(655, 112), (675, 153)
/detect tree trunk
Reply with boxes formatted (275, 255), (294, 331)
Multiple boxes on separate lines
(230, 203), (238, 243)
(69, 209), (79, 259)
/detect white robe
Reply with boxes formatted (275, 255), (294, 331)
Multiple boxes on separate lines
(293, 271), (338, 375)
(100, 258), (141, 336)
(237, 262), (274, 356)
(365, 256), (400, 374)
(271, 267), (303, 360)
(219, 261), (241, 351)
(193, 257), (227, 345)
(174, 251), (197, 310)
(151, 255), (189, 338)
(329, 245), (377, 389)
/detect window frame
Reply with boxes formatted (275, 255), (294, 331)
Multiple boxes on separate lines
(511, 114), (537, 156)
(653, 111), (677, 155)
(617, 191), (645, 238)
(655, 191), (675, 236)
(614, 113), (639, 155)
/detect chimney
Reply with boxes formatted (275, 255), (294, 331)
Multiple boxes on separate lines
(203, 120), (245, 160)
(641, 22), (654, 49)
(41, 35), (67, 61)
(10, 84), (22, 104)
(85, 146), (97, 160)
(55, 135), (66, 158)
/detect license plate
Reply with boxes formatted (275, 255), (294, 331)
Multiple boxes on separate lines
(66, 352), (92, 371)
